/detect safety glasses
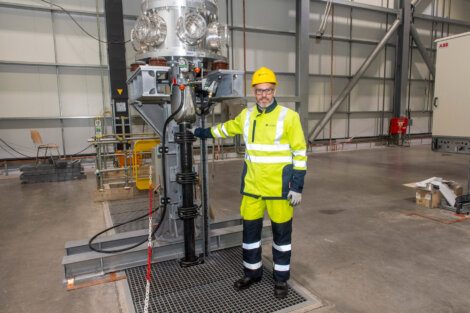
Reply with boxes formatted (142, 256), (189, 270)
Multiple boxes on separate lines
(254, 88), (274, 95)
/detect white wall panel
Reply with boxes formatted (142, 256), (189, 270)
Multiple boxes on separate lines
(353, 0), (394, 8)
(351, 44), (393, 77)
(307, 117), (350, 140)
(450, 0), (470, 21)
(408, 81), (432, 111)
(124, 18), (137, 66)
(448, 25), (469, 36)
(0, 64), (60, 117)
(58, 67), (106, 117)
(310, 2), (324, 33)
(413, 19), (434, 46)
(352, 10), (388, 41)
(232, 32), (295, 72)
(349, 117), (378, 137)
(382, 80), (393, 112)
(308, 77), (349, 112)
(415, 0), (435, 15)
(409, 116), (430, 134)
(310, 40), (350, 75)
(0, 7), (55, 62)
(54, 14), (101, 65)
(62, 120), (95, 154)
(0, 126), (62, 159)
(310, 3), (352, 38)
(232, 0), (296, 32)
(122, 0), (140, 17)
(410, 49), (431, 79)
(350, 79), (382, 111)
(272, 75), (296, 97)
(217, 0), (228, 25)
(329, 117), (349, 138)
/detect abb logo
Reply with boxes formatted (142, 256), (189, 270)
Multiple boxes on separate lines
(439, 42), (449, 48)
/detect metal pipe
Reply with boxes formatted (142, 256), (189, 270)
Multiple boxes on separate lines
(410, 24), (436, 77)
(200, 115), (209, 257)
(50, 9), (66, 157)
(97, 167), (131, 173)
(308, 18), (401, 142)
(242, 0), (247, 97)
(95, 0), (107, 130)
(381, 6), (390, 137)
(176, 122), (200, 266)
(88, 136), (160, 144)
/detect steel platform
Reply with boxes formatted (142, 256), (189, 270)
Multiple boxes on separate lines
(125, 246), (322, 313)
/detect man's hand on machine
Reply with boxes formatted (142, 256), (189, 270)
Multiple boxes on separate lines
(194, 128), (203, 138)
(287, 190), (302, 206)
(193, 127), (213, 139)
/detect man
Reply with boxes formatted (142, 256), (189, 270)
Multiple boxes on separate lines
(194, 66), (307, 299)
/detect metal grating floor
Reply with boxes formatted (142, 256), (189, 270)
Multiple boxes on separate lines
(126, 247), (315, 313)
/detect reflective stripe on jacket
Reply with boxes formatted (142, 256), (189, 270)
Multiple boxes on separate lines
(210, 100), (307, 199)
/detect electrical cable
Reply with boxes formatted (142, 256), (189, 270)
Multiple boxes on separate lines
(0, 139), (37, 152)
(0, 138), (92, 158)
(88, 204), (163, 253)
(0, 144), (18, 158)
(88, 84), (186, 254)
(38, 0), (130, 45)
(0, 138), (33, 158)
(69, 144), (93, 156)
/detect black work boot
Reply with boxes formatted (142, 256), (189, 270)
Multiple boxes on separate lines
(274, 281), (288, 299)
(233, 276), (262, 291)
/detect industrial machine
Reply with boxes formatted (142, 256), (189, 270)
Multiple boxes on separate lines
(127, 0), (244, 266)
(62, 0), (272, 284)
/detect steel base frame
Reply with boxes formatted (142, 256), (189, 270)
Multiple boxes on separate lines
(62, 219), (272, 284)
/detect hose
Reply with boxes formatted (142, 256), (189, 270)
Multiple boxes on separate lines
(88, 85), (186, 253)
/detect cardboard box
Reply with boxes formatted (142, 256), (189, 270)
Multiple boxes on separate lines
(446, 181), (463, 197)
(416, 188), (442, 208)
(405, 177), (464, 209)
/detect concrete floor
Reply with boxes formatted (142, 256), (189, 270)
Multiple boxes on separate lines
(1, 144), (469, 313)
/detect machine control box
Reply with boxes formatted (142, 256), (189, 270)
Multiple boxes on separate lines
(127, 66), (171, 102)
(203, 69), (244, 100)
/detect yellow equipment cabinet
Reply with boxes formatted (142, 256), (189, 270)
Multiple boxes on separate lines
(133, 139), (160, 190)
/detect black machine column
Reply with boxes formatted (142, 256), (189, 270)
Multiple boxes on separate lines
(175, 122), (201, 266)
(104, 0), (130, 149)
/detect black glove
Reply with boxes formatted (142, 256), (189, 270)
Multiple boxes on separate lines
(194, 128), (203, 138)
(193, 127), (213, 139)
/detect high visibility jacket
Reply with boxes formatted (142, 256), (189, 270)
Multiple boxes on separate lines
(203, 100), (307, 199)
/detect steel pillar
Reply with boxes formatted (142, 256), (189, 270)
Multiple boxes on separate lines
(393, 0), (411, 118)
(295, 0), (310, 138)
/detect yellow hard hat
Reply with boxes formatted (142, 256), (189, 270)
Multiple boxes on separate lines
(251, 66), (277, 87)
